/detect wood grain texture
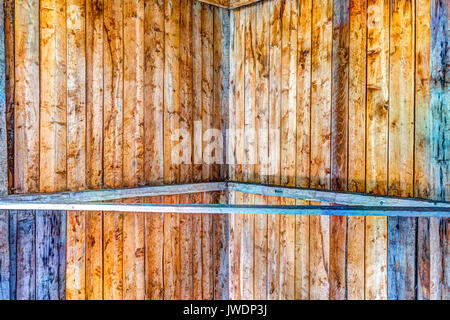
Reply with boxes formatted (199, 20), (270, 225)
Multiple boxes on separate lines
(66, 0), (86, 300)
(347, 0), (366, 300)
(103, 0), (123, 300)
(0, 210), (9, 300)
(123, 0), (145, 300)
(13, 0), (39, 301)
(163, 0), (181, 300)
(4, 0), (14, 194)
(365, 0), (389, 300)
(329, 0), (349, 300)
(143, 0), (165, 300)
(180, 0), (194, 300)
(430, 0), (449, 300)
(254, 0), (269, 300)
(39, 0), (67, 194)
(85, 0), (103, 300)
(267, 0), (282, 300)
(295, 21), (310, 281)
(310, 0), (332, 300)
(0, 1), (9, 300)
(213, 7), (230, 300)
(387, 0), (415, 300)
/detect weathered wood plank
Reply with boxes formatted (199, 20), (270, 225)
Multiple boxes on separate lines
(310, 0), (332, 300)
(123, 0), (145, 301)
(0, 0), (9, 300)
(36, 211), (65, 300)
(8, 210), (16, 300)
(85, 0), (104, 300)
(430, 0), (449, 300)
(143, 0), (165, 299)
(4, 0), (13, 194)
(144, 196), (163, 300)
(388, 0), (416, 300)
(14, 0), (40, 194)
(347, 0), (366, 300)
(242, 6), (256, 300)
(213, 6), (230, 300)
(0, 210), (9, 300)
(66, 0), (86, 300)
(228, 8), (241, 300)
(103, 0), (124, 300)
(40, 0), (67, 194)
(267, 0), (281, 299)
(229, 0), (262, 9)
(297, 0), (312, 301)
(254, 0), (269, 300)
(14, 0), (39, 301)
(16, 211), (35, 300)
(192, 3), (204, 300)
(415, 0), (431, 301)
(365, 0), (389, 299)
(329, 0), (349, 300)
(179, 0), (194, 300)
(164, 0), (181, 300)
(280, 0), (297, 300)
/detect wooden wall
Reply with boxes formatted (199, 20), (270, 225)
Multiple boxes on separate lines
(0, 0), (230, 300)
(227, 0), (449, 300)
(0, 0), (449, 300)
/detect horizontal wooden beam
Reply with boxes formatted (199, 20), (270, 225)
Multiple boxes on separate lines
(195, 0), (263, 9)
(227, 181), (450, 208)
(0, 202), (448, 217)
(0, 182), (226, 202)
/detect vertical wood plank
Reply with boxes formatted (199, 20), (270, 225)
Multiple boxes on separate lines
(430, 0), (449, 300)
(365, 0), (389, 300)
(85, 0), (103, 300)
(0, 211), (9, 300)
(0, 0), (9, 300)
(330, 0), (349, 300)
(66, 0), (86, 300)
(8, 211), (16, 300)
(310, 0), (332, 300)
(242, 6), (256, 300)
(38, 0), (67, 301)
(388, 0), (415, 300)
(192, 0), (203, 300)
(40, 0), (67, 194)
(163, 0), (181, 300)
(0, 0), (7, 196)
(414, 0), (431, 301)
(123, 0), (145, 301)
(14, 0), (40, 195)
(347, 0), (366, 300)
(254, 0), (269, 300)
(143, 0), (164, 300)
(179, 0), (194, 300)
(14, 0), (39, 300)
(16, 211), (35, 300)
(228, 8), (242, 300)
(4, 0), (13, 194)
(267, 0), (281, 300)
(213, 6), (230, 300)
(36, 211), (65, 300)
(295, 0), (311, 299)
(280, 0), (297, 300)
(103, 0), (123, 300)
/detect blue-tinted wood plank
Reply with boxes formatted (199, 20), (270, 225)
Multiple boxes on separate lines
(388, 217), (417, 299)
(8, 209), (16, 300)
(36, 210), (65, 300)
(0, 210), (9, 299)
(16, 210), (35, 300)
